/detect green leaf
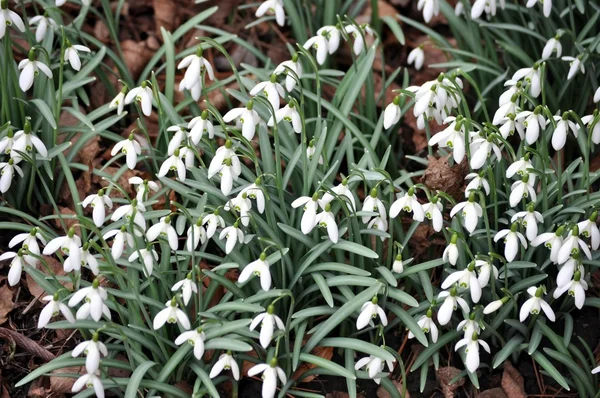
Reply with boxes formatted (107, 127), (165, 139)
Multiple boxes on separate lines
(386, 303), (428, 347)
(190, 363), (220, 398)
(332, 239), (379, 259)
(412, 330), (460, 370)
(377, 266), (397, 287)
(204, 338), (252, 352)
(319, 337), (395, 363)
(531, 351), (571, 391)
(29, 99), (57, 129)
(299, 353), (356, 379)
(124, 361), (157, 398)
(492, 335), (523, 368)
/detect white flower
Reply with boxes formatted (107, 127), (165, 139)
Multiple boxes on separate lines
(72, 372), (104, 398)
(512, 65), (542, 97)
(147, 216), (178, 251)
(303, 25), (341, 65)
(494, 223), (527, 262)
(9, 228), (44, 266)
(531, 227), (564, 263)
(520, 286), (555, 322)
(0, 2), (25, 40)
(355, 354), (394, 385)
(0, 159), (22, 193)
(248, 360), (287, 398)
(360, 190), (387, 225)
(557, 227), (592, 264)
(111, 134), (142, 170)
(172, 276), (198, 305)
(72, 335), (108, 373)
(506, 155), (533, 178)
(178, 47), (215, 100)
(475, 259), (498, 288)
(18, 55), (53, 92)
(81, 190), (113, 227)
(592, 365), (600, 374)
(64, 43), (91, 71)
(322, 179), (356, 211)
(38, 294), (75, 328)
(274, 56), (303, 92)
(109, 89), (127, 115)
(441, 263), (482, 303)
(450, 194), (483, 233)
(207, 141), (242, 195)
(224, 194), (251, 226)
(166, 125), (188, 156)
(356, 297), (388, 330)
(210, 353), (240, 380)
(517, 108), (547, 144)
(186, 221), (207, 252)
(102, 227), (133, 260)
(512, 204), (543, 241)
(551, 113), (578, 150)
(129, 177), (160, 202)
(455, 2), (464, 15)
(250, 306), (285, 348)
(344, 23), (374, 55)
(219, 223), (244, 254)
(367, 217), (388, 238)
(125, 84), (154, 116)
(392, 254), (406, 273)
(556, 256), (583, 288)
(291, 194), (321, 234)
(383, 96), (402, 129)
(0, 129), (15, 155)
(455, 333), (490, 373)
(562, 55), (585, 80)
(581, 113), (600, 145)
(465, 172), (490, 198)
(255, 0), (285, 26)
(64, 243), (98, 274)
(595, 86), (600, 103)
(223, 102), (261, 141)
(542, 35), (562, 60)
(315, 203), (339, 243)
(389, 187), (424, 222)
(0, 251), (27, 286)
(203, 210), (225, 239)
(29, 14), (57, 42)
(553, 270), (588, 309)
(268, 101), (302, 134)
(422, 198), (443, 232)
(128, 247), (158, 277)
(408, 46), (425, 70)
(68, 281), (111, 322)
(437, 289), (469, 326)
(158, 149), (187, 182)
(175, 328), (206, 360)
(43, 228), (82, 267)
(12, 121), (48, 160)
(153, 299), (191, 330)
(188, 110), (214, 144)
(239, 253), (272, 291)
(483, 298), (507, 314)
(410, 310), (438, 342)
(510, 174), (537, 208)
(469, 135), (502, 170)
(111, 200), (146, 234)
(428, 119), (466, 163)
(306, 140), (323, 164)
(443, 234), (459, 266)
(418, 0), (439, 22)
(577, 212), (600, 250)
(250, 75), (285, 112)
(457, 316), (480, 339)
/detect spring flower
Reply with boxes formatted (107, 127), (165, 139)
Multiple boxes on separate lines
(110, 199), (146, 234)
(0, 1), (25, 39)
(531, 226), (564, 263)
(592, 365), (600, 374)
(0, 250), (26, 286)
(392, 254), (405, 273)
(240, 180), (266, 214)
(129, 177), (159, 202)
(203, 210), (225, 239)
(510, 174), (536, 208)
(178, 46), (215, 100)
(256, 0), (285, 26)
(185, 219), (207, 252)
(9, 227), (44, 266)
(408, 46), (425, 70)
(450, 193), (483, 233)
(315, 203), (339, 243)
(247, 359), (287, 398)
(125, 83), (154, 116)
(38, 293), (75, 328)
(172, 275), (197, 305)
(356, 296), (388, 330)
(219, 222), (244, 254)
(153, 298), (191, 330)
(12, 121), (48, 161)
(274, 54), (303, 92)
(410, 309), (438, 342)
(455, 1), (464, 15)
(250, 305), (285, 348)
(210, 352), (240, 380)
(422, 196), (443, 232)
(437, 288), (469, 326)
(355, 353), (394, 384)
(595, 86), (600, 103)
(128, 247), (158, 276)
(581, 112), (600, 144)
(158, 148), (187, 182)
(43, 228), (82, 267)
(239, 252), (272, 291)
(557, 226), (592, 264)
(562, 55), (585, 80)
(223, 101), (261, 141)
(542, 34), (562, 59)
(0, 129), (14, 155)
(0, 159), (22, 193)
(512, 64), (542, 97)
(18, 52), (52, 92)
(494, 222), (527, 262)
(383, 96), (402, 129)
(72, 334), (108, 373)
(306, 139), (323, 164)
(520, 286), (555, 322)
(483, 297), (509, 314)
(551, 112), (578, 150)
(109, 87), (127, 115)
(512, 203), (543, 241)
(441, 262), (482, 303)
(506, 154), (533, 178)
(166, 125), (188, 156)
(81, 190), (112, 227)
(428, 118), (466, 163)
(64, 41), (91, 71)
(457, 315), (480, 339)
(69, 280), (111, 322)
(418, 0), (439, 22)
(102, 226), (133, 260)
(469, 134), (502, 170)
(111, 134), (142, 170)
(72, 372), (104, 398)
(175, 327), (206, 360)
(517, 107), (547, 145)
(147, 216), (178, 251)
(455, 333), (490, 373)
(268, 101), (302, 134)
(304, 25), (341, 65)
(29, 13), (57, 42)
(250, 74), (285, 112)
(64, 243), (98, 274)
(390, 187), (424, 222)
(291, 193), (321, 234)
(577, 212), (600, 250)
(475, 259), (498, 288)
(553, 270), (588, 309)
(465, 172), (490, 197)
(321, 178), (356, 211)
(443, 234), (459, 266)
(188, 110), (214, 144)
(556, 254), (583, 288)
(207, 145), (241, 196)
(344, 23), (374, 55)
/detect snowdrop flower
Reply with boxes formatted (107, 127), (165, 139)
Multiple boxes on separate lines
(12, 120), (48, 161)
(129, 177), (159, 203)
(0, 0), (25, 39)
(29, 13), (57, 42)
(506, 154), (533, 178)
(240, 180), (266, 214)
(408, 46), (425, 70)
(147, 216), (178, 251)
(494, 222), (527, 262)
(38, 293), (75, 328)
(291, 193), (321, 234)
(423, 196), (443, 232)
(355, 353), (394, 385)
(250, 305), (285, 348)
(43, 228), (82, 267)
(274, 54), (303, 92)
(102, 226), (133, 260)
(250, 74), (285, 112)
(268, 100), (302, 133)
(483, 297), (509, 314)
(158, 148), (187, 182)
(203, 210), (225, 239)
(315, 203), (339, 243)
(450, 193), (483, 233)
(512, 64), (542, 97)
(356, 296), (388, 330)
(553, 270), (588, 309)
(516, 107), (546, 144)
(128, 246), (157, 277)
(510, 174), (536, 208)
(542, 34), (562, 60)
(219, 222), (244, 254)
(390, 187), (424, 222)
(210, 352), (240, 380)
(175, 327), (206, 360)
(207, 140), (242, 195)
(64, 41), (91, 71)
(125, 82), (154, 116)
(110, 199), (146, 234)
(18, 51), (52, 92)
(0, 159), (22, 193)
(239, 252), (272, 291)
(185, 219), (207, 252)
(81, 190), (112, 227)
(0, 250), (26, 286)
(306, 139), (323, 164)
(9, 227), (44, 266)
(64, 242), (98, 274)
(392, 254), (405, 273)
(418, 0), (439, 22)
(303, 25), (341, 65)
(410, 309), (438, 342)
(72, 372), (104, 398)
(428, 117), (466, 163)
(153, 298), (191, 330)
(562, 55), (585, 80)
(592, 365), (600, 374)
(465, 172), (490, 197)
(109, 87), (127, 115)
(344, 23), (374, 55)
(443, 234), (459, 266)
(493, 94), (519, 125)
(383, 96), (402, 129)
(166, 125), (189, 156)
(223, 101), (261, 141)
(178, 46), (214, 100)
(68, 280), (111, 322)
(255, 0), (285, 26)
(72, 334), (108, 373)
(188, 110), (214, 144)
(172, 274), (197, 305)
(512, 203), (543, 241)
(556, 254), (583, 288)
(441, 262), (482, 303)
(357, 188), (386, 224)
(455, 333), (490, 373)
(247, 359), (287, 398)
(577, 212), (600, 250)
(475, 258), (498, 288)
(457, 314), (480, 339)
(531, 226), (564, 263)
(437, 287), (469, 326)
(498, 114), (525, 140)
(551, 112), (578, 150)
(557, 226), (592, 264)
(470, 134), (502, 170)
(520, 286), (555, 322)
(595, 86), (600, 103)
(581, 112), (600, 145)
(0, 128), (14, 155)
(111, 134), (142, 170)
(321, 178), (356, 211)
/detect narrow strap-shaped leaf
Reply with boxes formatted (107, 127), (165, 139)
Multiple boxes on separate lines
(124, 361), (157, 398)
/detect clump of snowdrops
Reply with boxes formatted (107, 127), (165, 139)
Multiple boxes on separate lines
(1, 0), (600, 397)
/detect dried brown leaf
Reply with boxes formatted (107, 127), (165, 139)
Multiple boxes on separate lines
(420, 155), (469, 200)
(475, 388), (508, 398)
(121, 40), (155, 80)
(0, 283), (15, 324)
(50, 365), (84, 394)
(26, 256), (72, 299)
(501, 361), (526, 398)
(436, 366), (465, 398)
(0, 327), (55, 362)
